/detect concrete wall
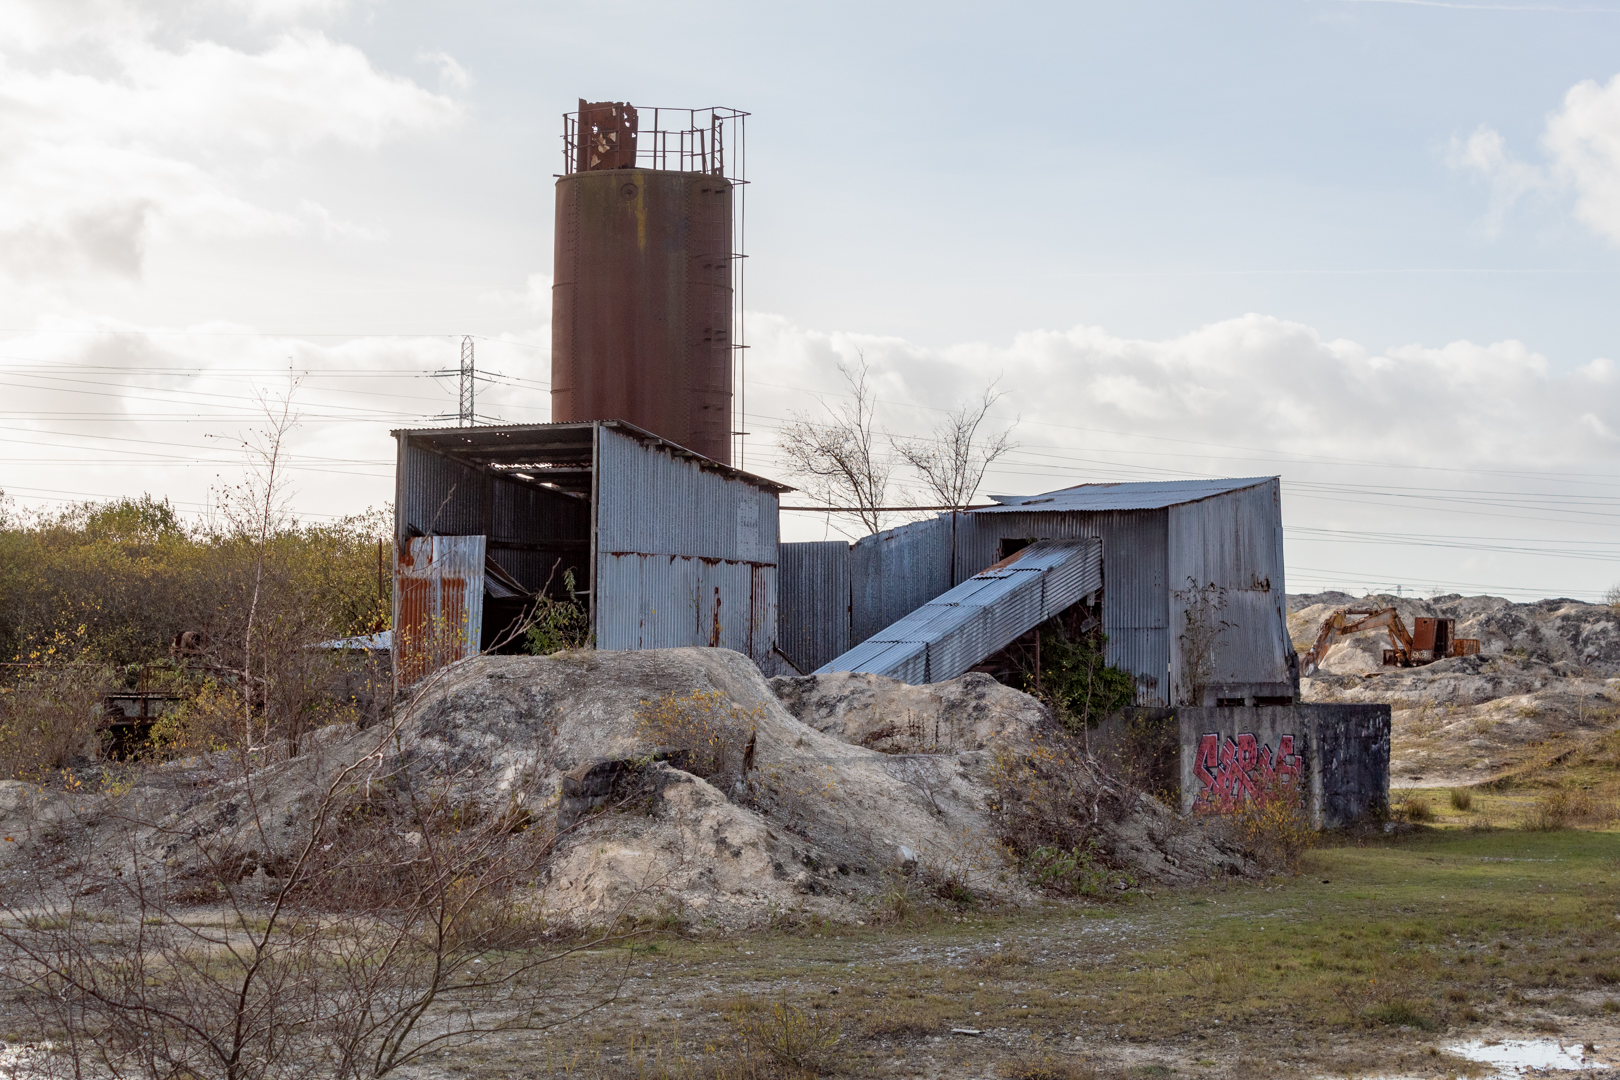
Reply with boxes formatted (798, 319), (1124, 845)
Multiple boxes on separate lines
(1178, 704), (1389, 829)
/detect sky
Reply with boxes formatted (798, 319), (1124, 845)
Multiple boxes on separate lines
(3, 0), (1620, 600)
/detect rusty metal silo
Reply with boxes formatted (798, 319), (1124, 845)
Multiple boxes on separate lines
(551, 101), (747, 466)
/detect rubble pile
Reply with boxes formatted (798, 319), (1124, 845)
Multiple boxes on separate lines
(1291, 592), (1620, 786)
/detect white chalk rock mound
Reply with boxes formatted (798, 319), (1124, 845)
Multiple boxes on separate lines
(398, 648), (1029, 925)
(768, 670), (1050, 754)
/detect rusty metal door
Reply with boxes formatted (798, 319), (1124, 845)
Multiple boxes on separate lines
(394, 535), (487, 688)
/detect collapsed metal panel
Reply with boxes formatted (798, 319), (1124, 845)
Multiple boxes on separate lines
(394, 535), (486, 687)
(849, 515), (953, 645)
(815, 539), (1102, 684)
(592, 425), (778, 668)
(777, 540), (851, 674)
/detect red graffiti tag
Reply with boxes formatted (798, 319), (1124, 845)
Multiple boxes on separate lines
(1192, 732), (1302, 814)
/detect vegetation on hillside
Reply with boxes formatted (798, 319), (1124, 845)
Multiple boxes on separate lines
(0, 490), (392, 774)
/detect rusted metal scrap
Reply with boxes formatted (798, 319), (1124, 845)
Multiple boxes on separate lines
(1299, 607), (1481, 677)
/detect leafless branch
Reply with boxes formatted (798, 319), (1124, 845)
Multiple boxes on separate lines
(776, 353), (894, 535)
(894, 379), (1017, 511)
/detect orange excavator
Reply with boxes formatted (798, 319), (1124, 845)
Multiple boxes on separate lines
(1299, 608), (1481, 678)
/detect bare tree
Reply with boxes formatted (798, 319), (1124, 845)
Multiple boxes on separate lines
(776, 353), (894, 535)
(894, 380), (1017, 512)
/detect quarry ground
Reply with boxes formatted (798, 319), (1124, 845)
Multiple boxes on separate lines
(376, 825), (1620, 1080)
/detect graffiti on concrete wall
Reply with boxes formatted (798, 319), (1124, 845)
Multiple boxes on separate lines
(1192, 731), (1303, 813)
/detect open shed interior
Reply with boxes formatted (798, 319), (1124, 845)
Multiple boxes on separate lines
(393, 423), (597, 669)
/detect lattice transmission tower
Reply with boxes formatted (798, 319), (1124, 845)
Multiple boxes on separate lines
(458, 336), (475, 426)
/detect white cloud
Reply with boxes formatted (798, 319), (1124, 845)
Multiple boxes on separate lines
(746, 312), (1619, 490)
(1446, 125), (1547, 236)
(0, 4), (463, 282)
(1452, 72), (1620, 245)
(1544, 72), (1620, 244)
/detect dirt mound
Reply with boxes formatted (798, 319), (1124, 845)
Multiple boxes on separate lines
(768, 670), (1049, 754)
(1290, 592), (1620, 787)
(0, 650), (1251, 929)
(395, 650), (1246, 922)
(399, 648), (1023, 925)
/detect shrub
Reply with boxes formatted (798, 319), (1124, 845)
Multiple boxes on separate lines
(986, 731), (1137, 896)
(1449, 788), (1473, 812)
(523, 568), (591, 655)
(1231, 772), (1315, 874)
(731, 1000), (841, 1072)
(635, 690), (759, 783)
(1017, 622), (1136, 735)
(1026, 840), (1136, 898)
(0, 631), (111, 780)
(147, 680), (242, 757)
(1402, 796), (1434, 823)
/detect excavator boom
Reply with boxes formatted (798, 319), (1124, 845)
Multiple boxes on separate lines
(1300, 605), (1478, 677)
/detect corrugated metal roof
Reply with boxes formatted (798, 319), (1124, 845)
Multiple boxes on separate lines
(814, 538), (1102, 683)
(979, 476), (1276, 513)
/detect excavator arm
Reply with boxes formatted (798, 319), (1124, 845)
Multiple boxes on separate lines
(1299, 607), (1413, 677)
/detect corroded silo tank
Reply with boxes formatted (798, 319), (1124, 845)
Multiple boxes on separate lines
(551, 102), (736, 465)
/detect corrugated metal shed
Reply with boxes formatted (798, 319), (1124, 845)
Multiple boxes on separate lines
(957, 477), (1291, 706)
(594, 424), (781, 666)
(816, 539), (1103, 683)
(392, 420), (790, 687)
(780, 475), (1293, 705)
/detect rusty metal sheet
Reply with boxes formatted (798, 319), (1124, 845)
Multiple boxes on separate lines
(1411, 617), (1439, 652)
(576, 100), (638, 172)
(393, 535), (486, 688)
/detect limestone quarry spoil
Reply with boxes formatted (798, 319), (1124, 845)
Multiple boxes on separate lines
(1291, 591), (1620, 786)
(0, 648), (1247, 929)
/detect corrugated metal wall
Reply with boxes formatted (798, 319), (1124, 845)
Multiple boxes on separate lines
(849, 516), (953, 644)
(395, 438), (486, 543)
(955, 509), (1171, 705)
(777, 540), (850, 674)
(593, 425), (779, 669)
(1166, 480), (1293, 703)
(394, 535), (486, 686)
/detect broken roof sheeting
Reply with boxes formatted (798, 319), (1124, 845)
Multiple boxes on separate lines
(813, 538), (1103, 684)
(980, 476), (1274, 513)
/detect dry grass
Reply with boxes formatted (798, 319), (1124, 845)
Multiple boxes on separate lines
(496, 826), (1620, 1080)
(1399, 794), (1435, 823)
(1522, 787), (1619, 831)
